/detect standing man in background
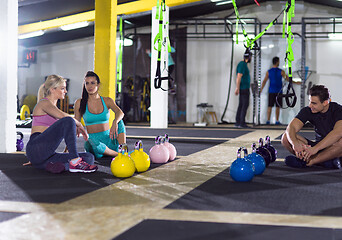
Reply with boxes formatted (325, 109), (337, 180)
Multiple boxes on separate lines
(261, 56), (289, 125)
(234, 49), (251, 128)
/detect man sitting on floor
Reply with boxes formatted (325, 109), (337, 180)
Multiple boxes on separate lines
(281, 84), (342, 169)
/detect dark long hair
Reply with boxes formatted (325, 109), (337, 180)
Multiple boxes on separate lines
(79, 71), (100, 117)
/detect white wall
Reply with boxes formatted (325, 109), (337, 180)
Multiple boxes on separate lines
(17, 1), (342, 125)
(18, 37), (94, 106)
(186, 1), (342, 124)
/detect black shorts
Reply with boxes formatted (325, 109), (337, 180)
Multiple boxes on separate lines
(268, 93), (283, 107)
(306, 138), (317, 147)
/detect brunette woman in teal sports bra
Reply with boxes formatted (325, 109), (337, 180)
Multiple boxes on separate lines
(74, 71), (126, 159)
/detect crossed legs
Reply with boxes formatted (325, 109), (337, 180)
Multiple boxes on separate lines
(281, 132), (342, 166)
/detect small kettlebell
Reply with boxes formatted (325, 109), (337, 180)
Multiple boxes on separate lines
(246, 143), (266, 175)
(265, 135), (277, 162)
(230, 147), (254, 182)
(16, 131), (24, 151)
(149, 136), (169, 164)
(110, 144), (136, 178)
(256, 138), (272, 167)
(130, 140), (150, 172)
(163, 134), (177, 161)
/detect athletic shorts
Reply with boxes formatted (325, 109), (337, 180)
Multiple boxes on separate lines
(84, 120), (126, 159)
(268, 93), (283, 108)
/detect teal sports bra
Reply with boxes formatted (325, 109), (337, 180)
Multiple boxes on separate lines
(83, 97), (110, 126)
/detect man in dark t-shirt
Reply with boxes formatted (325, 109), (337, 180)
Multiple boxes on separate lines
(281, 85), (342, 169)
(234, 50), (251, 128)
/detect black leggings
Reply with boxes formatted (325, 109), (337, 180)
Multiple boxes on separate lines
(26, 117), (94, 170)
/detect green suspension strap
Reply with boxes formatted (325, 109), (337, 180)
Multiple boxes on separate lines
(231, 0), (241, 45)
(153, 0), (172, 91)
(232, 0), (286, 51)
(282, 0), (297, 108)
(232, 0), (297, 108)
(232, 0), (255, 49)
(116, 17), (123, 93)
(251, 9), (285, 48)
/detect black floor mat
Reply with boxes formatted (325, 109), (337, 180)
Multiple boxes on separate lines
(0, 132), (225, 204)
(0, 212), (25, 223)
(166, 161), (342, 217)
(114, 219), (342, 240)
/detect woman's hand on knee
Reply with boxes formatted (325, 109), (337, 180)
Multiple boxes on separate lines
(77, 125), (88, 141)
(110, 122), (118, 140)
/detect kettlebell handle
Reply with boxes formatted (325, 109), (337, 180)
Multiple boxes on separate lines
(155, 136), (162, 145)
(17, 131), (24, 140)
(135, 140), (143, 150)
(258, 138), (264, 147)
(237, 147), (242, 158)
(164, 134), (170, 143)
(251, 143), (257, 153)
(237, 147), (248, 158)
(265, 135), (271, 145)
(241, 147), (248, 157)
(118, 143), (129, 154)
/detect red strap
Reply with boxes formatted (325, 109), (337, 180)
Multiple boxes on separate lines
(254, 0), (260, 6)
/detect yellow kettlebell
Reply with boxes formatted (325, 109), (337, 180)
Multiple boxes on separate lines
(130, 140), (150, 173)
(110, 144), (136, 178)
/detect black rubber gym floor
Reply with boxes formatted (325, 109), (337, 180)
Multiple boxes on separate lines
(0, 127), (229, 204)
(114, 219), (342, 240)
(3, 126), (342, 239)
(165, 160), (342, 217)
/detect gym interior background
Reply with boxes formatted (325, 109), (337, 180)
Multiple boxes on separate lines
(1, 0), (342, 239)
(16, 0), (342, 125)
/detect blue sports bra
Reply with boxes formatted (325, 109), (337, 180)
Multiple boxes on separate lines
(83, 97), (110, 126)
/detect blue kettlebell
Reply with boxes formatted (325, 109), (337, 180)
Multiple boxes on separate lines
(16, 131), (24, 151)
(265, 135), (277, 163)
(230, 147), (254, 182)
(246, 143), (266, 175)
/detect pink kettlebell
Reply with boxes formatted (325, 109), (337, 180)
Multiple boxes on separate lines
(149, 136), (169, 163)
(163, 134), (177, 161)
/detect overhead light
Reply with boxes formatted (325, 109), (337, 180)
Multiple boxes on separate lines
(328, 33), (342, 40)
(233, 34), (255, 42)
(116, 38), (133, 47)
(60, 21), (89, 31)
(18, 30), (45, 39)
(123, 38), (133, 46)
(210, 0), (223, 2)
(330, 17), (342, 22)
(216, 0), (233, 5)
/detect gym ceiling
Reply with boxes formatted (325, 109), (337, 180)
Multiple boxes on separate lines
(18, 0), (342, 47)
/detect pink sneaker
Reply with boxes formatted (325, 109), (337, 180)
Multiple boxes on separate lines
(69, 158), (98, 173)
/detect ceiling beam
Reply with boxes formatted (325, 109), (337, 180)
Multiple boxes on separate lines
(18, 0), (202, 34)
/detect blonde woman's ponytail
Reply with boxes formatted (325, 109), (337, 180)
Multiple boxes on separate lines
(37, 83), (47, 101)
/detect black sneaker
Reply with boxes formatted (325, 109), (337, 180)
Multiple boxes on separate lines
(285, 155), (307, 168)
(319, 158), (342, 169)
(333, 158), (342, 169)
